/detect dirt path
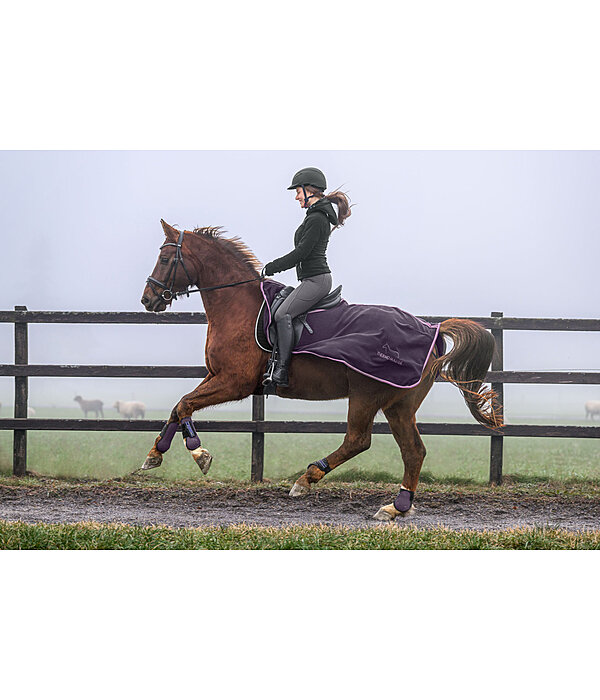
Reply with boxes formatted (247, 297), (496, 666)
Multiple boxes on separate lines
(1, 484), (599, 531)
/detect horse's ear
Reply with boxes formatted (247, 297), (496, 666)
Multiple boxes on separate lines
(160, 219), (177, 240)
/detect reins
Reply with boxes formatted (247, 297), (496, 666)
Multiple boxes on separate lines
(184, 275), (262, 295)
(146, 229), (262, 303)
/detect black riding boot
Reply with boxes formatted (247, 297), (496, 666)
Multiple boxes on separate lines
(271, 314), (294, 387)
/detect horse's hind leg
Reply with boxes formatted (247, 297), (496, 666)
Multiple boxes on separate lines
(374, 402), (426, 521)
(289, 392), (380, 496)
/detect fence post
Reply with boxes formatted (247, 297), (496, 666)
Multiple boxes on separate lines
(13, 306), (29, 476)
(251, 394), (265, 482)
(490, 311), (504, 485)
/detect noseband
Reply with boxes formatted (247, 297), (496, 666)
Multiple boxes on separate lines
(146, 229), (262, 305)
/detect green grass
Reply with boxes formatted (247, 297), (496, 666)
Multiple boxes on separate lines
(1, 520), (599, 549)
(1, 407), (599, 484)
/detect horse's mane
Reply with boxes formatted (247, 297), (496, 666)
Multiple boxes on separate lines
(192, 226), (261, 273)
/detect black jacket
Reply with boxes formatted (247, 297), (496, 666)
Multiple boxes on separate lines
(265, 198), (338, 280)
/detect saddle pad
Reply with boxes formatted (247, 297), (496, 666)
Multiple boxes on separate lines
(259, 280), (443, 389)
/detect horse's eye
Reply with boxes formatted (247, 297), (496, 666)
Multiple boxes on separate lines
(160, 257), (169, 265)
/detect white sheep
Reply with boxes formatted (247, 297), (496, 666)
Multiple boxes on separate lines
(585, 400), (600, 420)
(114, 400), (146, 420)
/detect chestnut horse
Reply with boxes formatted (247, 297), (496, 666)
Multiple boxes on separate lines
(140, 220), (502, 521)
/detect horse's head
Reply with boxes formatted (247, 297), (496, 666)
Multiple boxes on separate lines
(141, 220), (198, 312)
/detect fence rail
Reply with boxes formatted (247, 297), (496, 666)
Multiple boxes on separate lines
(2, 366), (600, 383)
(2, 307), (599, 482)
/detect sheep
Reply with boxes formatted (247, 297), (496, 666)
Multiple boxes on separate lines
(27, 407), (36, 417)
(74, 395), (104, 418)
(114, 400), (146, 420)
(585, 400), (600, 420)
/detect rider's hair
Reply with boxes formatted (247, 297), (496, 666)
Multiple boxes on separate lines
(305, 186), (352, 226)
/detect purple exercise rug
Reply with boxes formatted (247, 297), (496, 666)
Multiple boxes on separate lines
(259, 280), (443, 389)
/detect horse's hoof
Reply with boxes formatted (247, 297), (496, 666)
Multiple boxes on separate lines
(191, 447), (213, 474)
(289, 482), (310, 497)
(373, 504), (400, 521)
(138, 453), (163, 471)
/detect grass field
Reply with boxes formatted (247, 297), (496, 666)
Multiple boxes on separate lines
(1, 406), (599, 484)
(1, 519), (599, 549)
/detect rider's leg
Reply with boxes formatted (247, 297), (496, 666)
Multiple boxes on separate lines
(270, 313), (294, 386)
(270, 273), (332, 386)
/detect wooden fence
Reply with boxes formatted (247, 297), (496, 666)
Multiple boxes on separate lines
(1, 307), (600, 483)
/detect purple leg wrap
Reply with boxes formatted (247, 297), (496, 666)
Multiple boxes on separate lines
(156, 421), (179, 453)
(181, 417), (201, 451)
(312, 458), (332, 474)
(393, 489), (415, 513)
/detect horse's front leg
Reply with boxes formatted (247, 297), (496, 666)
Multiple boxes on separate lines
(138, 405), (180, 472)
(178, 371), (262, 473)
(139, 372), (254, 474)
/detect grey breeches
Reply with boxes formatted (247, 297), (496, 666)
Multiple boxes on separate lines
(273, 273), (333, 322)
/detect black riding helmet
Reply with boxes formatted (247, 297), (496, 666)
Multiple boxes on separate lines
(287, 167), (327, 190)
(288, 167), (327, 208)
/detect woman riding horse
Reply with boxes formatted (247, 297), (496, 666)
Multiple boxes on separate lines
(140, 203), (502, 520)
(262, 167), (351, 387)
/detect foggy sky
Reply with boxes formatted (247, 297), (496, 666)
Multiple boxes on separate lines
(1, 150), (599, 412)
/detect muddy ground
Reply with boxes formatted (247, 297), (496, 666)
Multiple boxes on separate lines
(0, 483), (599, 531)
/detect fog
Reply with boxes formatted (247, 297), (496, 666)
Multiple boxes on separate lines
(1, 150), (599, 420)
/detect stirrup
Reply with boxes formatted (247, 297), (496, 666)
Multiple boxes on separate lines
(262, 365), (278, 395)
(262, 355), (276, 386)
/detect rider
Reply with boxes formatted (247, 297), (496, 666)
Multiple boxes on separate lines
(262, 167), (351, 387)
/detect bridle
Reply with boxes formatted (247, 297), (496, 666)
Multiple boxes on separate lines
(145, 229), (262, 305)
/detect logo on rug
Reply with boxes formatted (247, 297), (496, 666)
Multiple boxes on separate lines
(376, 343), (404, 365)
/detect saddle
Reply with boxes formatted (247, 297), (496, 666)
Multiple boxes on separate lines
(255, 284), (343, 353)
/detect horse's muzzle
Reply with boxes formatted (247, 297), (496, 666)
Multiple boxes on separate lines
(141, 291), (167, 312)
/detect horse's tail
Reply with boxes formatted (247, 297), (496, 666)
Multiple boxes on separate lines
(429, 319), (504, 430)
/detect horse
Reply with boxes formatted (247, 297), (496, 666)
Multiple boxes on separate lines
(139, 220), (503, 521)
